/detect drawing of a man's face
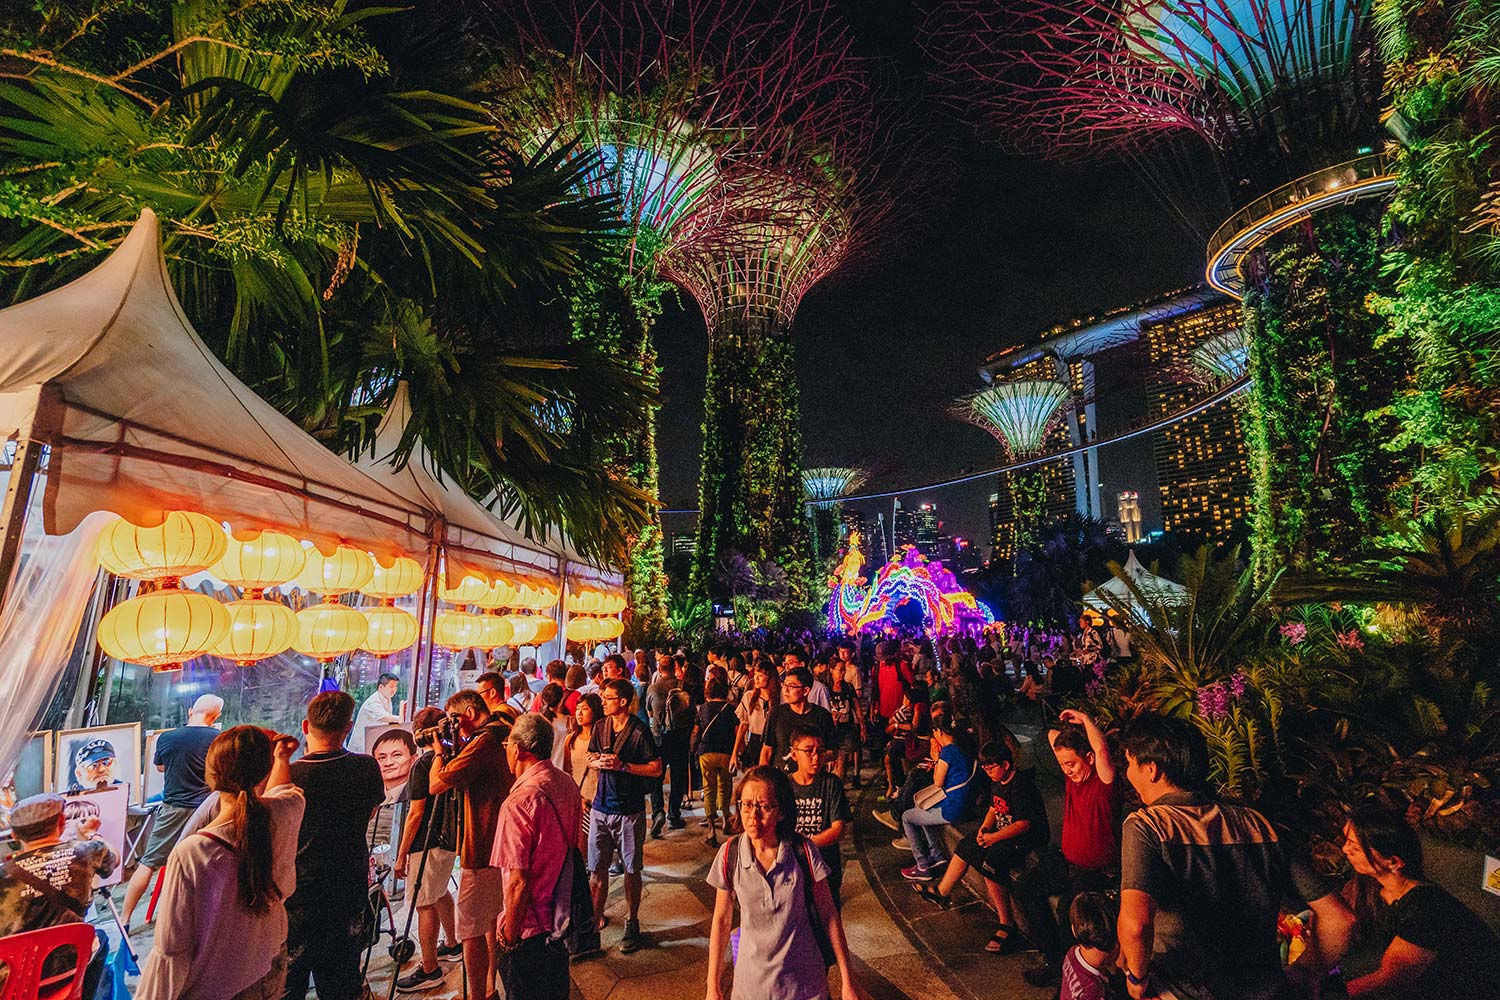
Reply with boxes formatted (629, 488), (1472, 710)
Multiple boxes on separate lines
(73, 739), (117, 789)
(372, 733), (415, 791)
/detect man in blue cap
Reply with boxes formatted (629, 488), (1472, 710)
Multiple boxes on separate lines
(68, 739), (121, 794)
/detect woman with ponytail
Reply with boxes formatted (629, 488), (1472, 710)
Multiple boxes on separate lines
(136, 725), (304, 1000)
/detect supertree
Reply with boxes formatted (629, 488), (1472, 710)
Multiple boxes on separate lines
(924, 0), (1401, 575)
(483, 0), (864, 633)
(955, 381), (1073, 559)
(803, 466), (870, 569)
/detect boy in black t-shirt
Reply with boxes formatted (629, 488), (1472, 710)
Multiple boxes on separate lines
(788, 728), (853, 906)
(762, 667), (835, 771)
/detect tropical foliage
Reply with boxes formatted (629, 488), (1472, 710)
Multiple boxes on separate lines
(0, 0), (658, 561)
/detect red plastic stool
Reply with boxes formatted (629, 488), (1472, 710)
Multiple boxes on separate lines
(0, 922), (97, 1000)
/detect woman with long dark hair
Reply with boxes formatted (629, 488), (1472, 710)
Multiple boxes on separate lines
(706, 766), (862, 1000)
(1341, 803), (1500, 998)
(135, 726), (304, 1000)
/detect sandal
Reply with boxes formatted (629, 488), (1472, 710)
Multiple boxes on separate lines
(913, 883), (952, 909)
(985, 925), (1025, 955)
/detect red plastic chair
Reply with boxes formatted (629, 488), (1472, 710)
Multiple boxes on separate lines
(0, 922), (97, 1000)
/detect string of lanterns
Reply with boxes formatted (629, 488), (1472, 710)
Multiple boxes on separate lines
(564, 585), (626, 642)
(93, 511), (622, 672)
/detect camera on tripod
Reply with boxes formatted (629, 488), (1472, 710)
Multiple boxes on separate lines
(415, 712), (466, 754)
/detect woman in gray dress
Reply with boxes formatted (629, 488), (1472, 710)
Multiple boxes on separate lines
(705, 766), (864, 1000)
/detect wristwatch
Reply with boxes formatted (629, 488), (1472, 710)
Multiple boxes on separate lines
(1125, 969), (1148, 988)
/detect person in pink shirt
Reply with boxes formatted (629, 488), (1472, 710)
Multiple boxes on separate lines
(492, 713), (582, 1000)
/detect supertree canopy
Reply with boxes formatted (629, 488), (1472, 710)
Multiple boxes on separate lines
(803, 465), (870, 570)
(1192, 328), (1251, 383)
(485, 0), (865, 633)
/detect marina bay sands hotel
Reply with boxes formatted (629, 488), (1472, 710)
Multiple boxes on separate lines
(981, 285), (1251, 560)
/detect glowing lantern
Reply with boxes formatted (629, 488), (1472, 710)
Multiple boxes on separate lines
(213, 598), (297, 665)
(295, 546), (374, 596)
(504, 613), (541, 647)
(293, 601), (368, 661)
(434, 611), (485, 650)
(363, 557), (425, 601)
(439, 575), (490, 606)
(566, 589), (601, 614)
(476, 613), (515, 650)
(597, 617), (625, 640)
(566, 617), (600, 644)
(534, 583), (561, 610)
(600, 593), (627, 615)
(474, 576), (516, 610)
(98, 587), (230, 671)
(210, 530), (306, 595)
(362, 605), (418, 656)
(97, 511), (227, 580)
(530, 616), (558, 645)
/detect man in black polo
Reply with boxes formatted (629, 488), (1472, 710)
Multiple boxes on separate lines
(1118, 714), (1289, 1000)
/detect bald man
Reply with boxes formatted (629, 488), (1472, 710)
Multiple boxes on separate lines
(121, 694), (224, 928)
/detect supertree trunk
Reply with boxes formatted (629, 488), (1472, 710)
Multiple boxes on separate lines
(1242, 203), (1403, 579)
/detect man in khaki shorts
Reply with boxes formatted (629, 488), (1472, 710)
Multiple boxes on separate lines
(393, 707), (463, 992)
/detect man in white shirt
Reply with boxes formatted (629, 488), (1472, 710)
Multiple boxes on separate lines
(350, 673), (401, 752)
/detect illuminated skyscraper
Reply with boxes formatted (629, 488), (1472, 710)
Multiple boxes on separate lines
(1143, 301), (1251, 540)
(893, 500), (918, 551)
(1117, 491), (1143, 543)
(914, 503), (940, 556)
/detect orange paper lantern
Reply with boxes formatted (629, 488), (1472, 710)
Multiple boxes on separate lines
(98, 586), (230, 670)
(210, 529), (306, 595)
(476, 613), (515, 650)
(434, 610), (484, 650)
(97, 511), (227, 580)
(213, 598), (297, 665)
(295, 546), (374, 596)
(439, 575), (490, 606)
(504, 613), (541, 647)
(363, 557), (425, 601)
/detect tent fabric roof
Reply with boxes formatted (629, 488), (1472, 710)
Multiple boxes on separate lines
(354, 384), (563, 585)
(1083, 550), (1188, 609)
(0, 210), (432, 558)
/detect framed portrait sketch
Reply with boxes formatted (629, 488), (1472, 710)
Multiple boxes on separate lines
(143, 729), (170, 803)
(61, 785), (130, 888)
(55, 723), (142, 803)
(1, 732), (54, 830)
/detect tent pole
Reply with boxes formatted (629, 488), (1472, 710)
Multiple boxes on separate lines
(0, 387), (62, 615)
(413, 524), (442, 709)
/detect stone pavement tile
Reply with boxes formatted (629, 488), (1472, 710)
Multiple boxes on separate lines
(862, 952), (965, 1000)
(604, 955), (711, 1000)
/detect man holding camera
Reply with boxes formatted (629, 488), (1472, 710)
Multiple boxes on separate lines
(429, 689), (513, 1000)
(587, 677), (663, 955)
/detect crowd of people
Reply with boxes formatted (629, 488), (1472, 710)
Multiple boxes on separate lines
(3, 621), (1499, 1000)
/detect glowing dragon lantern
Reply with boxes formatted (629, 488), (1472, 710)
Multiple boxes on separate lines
(825, 530), (993, 636)
(956, 380), (1072, 558)
(803, 466), (869, 568)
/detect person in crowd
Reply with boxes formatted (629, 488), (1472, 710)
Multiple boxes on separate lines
(788, 728), (853, 907)
(282, 692), (385, 1000)
(632, 657), (652, 727)
(431, 688), (514, 1000)
(598, 654), (624, 684)
(882, 682), (930, 801)
(505, 673), (532, 715)
(1340, 802), (1500, 998)
(122, 693), (224, 929)
(392, 707), (462, 993)
(135, 727), (302, 1000)
(825, 655), (864, 786)
(587, 677), (664, 955)
(763, 667), (835, 771)
(783, 649), (831, 711)
(871, 641), (912, 740)
(563, 693), (604, 855)
(352, 673), (402, 753)
(494, 714), (582, 1000)
(899, 716), (974, 883)
(650, 657), (695, 833)
(579, 660), (605, 699)
(1016, 708), (1122, 987)
(0, 792), (119, 998)
(1060, 892), (1120, 1000)
(475, 670), (506, 716)
(530, 660), (568, 712)
(913, 740), (1045, 954)
(733, 661), (779, 773)
(725, 653), (750, 707)
(694, 676), (738, 846)
(562, 662), (589, 716)
(706, 766), (862, 1000)
(1118, 713), (1287, 1000)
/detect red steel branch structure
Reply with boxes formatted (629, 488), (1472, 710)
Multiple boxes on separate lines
(487, 0), (866, 614)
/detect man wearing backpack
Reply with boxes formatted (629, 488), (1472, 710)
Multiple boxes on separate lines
(646, 657), (693, 834)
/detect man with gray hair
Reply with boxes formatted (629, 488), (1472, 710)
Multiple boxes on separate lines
(121, 693), (223, 928)
(493, 713), (582, 999)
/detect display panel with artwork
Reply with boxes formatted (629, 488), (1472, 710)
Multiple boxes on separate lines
(366, 724), (417, 804)
(143, 729), (169, 803)
(0, 732), (53, 831)
(61, 784), (130, 888)
(55, 724), (142, 803)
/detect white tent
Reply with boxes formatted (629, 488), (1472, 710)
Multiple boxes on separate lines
(1084, 550), (1187, 612)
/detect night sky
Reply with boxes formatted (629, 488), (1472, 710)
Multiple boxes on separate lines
(655, 143), (1205, 555)
(652, 1), (1210, 557)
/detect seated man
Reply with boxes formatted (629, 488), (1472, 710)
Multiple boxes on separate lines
(0, 793), (119, 996)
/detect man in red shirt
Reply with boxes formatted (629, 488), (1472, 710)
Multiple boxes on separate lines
(871, 641), (912, 730)
(1016, 708), (1122, 988)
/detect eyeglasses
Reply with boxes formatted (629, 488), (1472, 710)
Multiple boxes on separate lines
(476, 686), (496, 698)
(601, 695), (624, 703)
(783, 683), (806, 692)
(791, 746), (821, 756)
(738, 801), (778, 815)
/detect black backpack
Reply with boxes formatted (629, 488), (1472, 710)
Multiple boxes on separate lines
(666, 686), (694, 732)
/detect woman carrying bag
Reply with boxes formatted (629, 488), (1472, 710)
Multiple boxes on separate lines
(706, 766), (864, 1000)
(694, 676), (738, 846)
(898, 717), (974, 883)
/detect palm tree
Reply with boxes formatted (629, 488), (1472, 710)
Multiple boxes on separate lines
(0, 1), (656, 561)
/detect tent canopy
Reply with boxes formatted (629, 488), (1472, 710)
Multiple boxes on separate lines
(1084, 550), (1187, 611)
(0, 210), (430, 559)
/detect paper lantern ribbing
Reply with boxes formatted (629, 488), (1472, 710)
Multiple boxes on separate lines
(295, 546), (374, 596)
(363, 557), (425, 601)
(567, 589), (603, 614)
(213, 598), (298, 665)
(362, 605), (419, 656)
(293, 601), (368, 661)
(471, 576), (515, 610)
(504, 613), (541, 647)
(596, 616), (625, 640)
(98, 586), (231, 670)
(530, 616), (558, 645)
(434, 610), (485, 650)
(476, 613), (515, 650)
(439, 575), (490, 605)
(97, 511), (228, 580)
(566, 617), (601, 643)
(210, 530), (306, 594)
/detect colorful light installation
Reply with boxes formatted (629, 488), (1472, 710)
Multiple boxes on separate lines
(825, 531), (994, 636)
